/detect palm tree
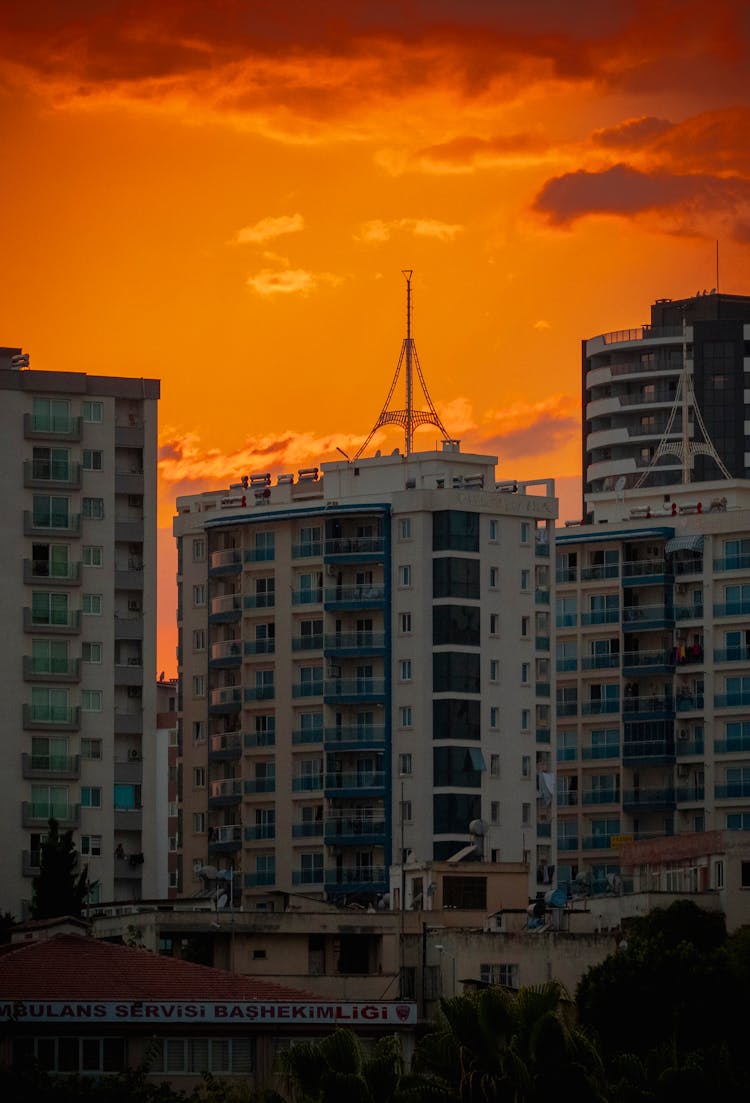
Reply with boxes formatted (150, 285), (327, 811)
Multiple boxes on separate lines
(274, 1028), (407, 1103)
(412, 982), (606, 1103)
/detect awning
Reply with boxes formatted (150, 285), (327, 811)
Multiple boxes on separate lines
(665, 534), (704, 554)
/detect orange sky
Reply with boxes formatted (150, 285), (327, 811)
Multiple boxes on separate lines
(1, 1), (749, 675)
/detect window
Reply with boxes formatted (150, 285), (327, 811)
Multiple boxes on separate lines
(31, 542), (70, 579)
(433, 651), (480, 693)
(742, 862), (750, 889)
(489, 659), (499, 682)
(82, 449), (102, 470)
(193, 812), (206, 833)
(399, 800), (413, 822)
(433, 557), (480, 600)
(490, 707), (499, 729)
(81, 786), (101, 808)
(399, 564), (412, 586)
(193, 721), (206, 744)
(433, 510), (480, 552)
(399, 612), (412, 633)
(521, 709), (530, 731)
(491, 801), (500, 824)
(480, 963), (519, 989)
(433, 604), (480, 646)
(522, 755), (531, 777)
(192, 628), (206, 650)
(80, 835), (102, 857)
(255, 530), (276, 559)
(81, 690), (103, 712)
(521, 569), (530, 591)
(192, 584), (206, 607)
(82, 593), (102, 616)
(31, 591), (70, 627)
(399, 659), (412, 681)
(30, 639), (69, 676)
(521, 615), (530, 637)
(82, 400), (103, 422)
(398, 518), (412, 540)
(152, 1037), (254, 1075)
(192, 538), (206, 561)
(489, 519), (498, 541)
(83, 545), (103, 567)
(32, 495), (70, 529)
(32, 397), (71, 432)
(489, 566), (499, 588)
(400, 706), (413, 728)
(522, 803), (531, 825)
(490, 754), (500, 777)
(82, 497), (104, 520)
(490, 613), (499, 634)
(399, 753), (413, 775)
(192, 675), (205, 697)
(194, 767), (206, 788)
(520, 522), (530, 544)
(81, 738), (102, 759)
(521, 662), (530, 684)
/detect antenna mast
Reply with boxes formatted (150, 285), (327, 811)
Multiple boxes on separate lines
(354, 271), (451, 460)
(634, 311), (731, 488)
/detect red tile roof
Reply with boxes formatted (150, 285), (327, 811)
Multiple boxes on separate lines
(0, 934), (322, 1001)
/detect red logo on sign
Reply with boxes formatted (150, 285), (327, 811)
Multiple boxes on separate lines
(396, 1005), (410, 1021)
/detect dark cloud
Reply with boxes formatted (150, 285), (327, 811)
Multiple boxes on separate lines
(592, 116), (674, 146)
(479, 411), (579, 459)
(533, 164), (750, 237)
(415, 131), (549, 167)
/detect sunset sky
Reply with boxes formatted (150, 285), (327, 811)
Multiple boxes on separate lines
(1, 1), (749, 674)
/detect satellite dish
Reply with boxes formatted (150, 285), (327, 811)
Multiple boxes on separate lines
(468, 819), (487, 836)
(198, 866), (218, 880)
(216, 892), (229, 910)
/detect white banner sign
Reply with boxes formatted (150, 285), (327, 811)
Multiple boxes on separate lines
(0, 1000), (417, 1025)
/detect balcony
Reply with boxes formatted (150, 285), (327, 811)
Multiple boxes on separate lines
(24, 512), (81, 539)
(292, 635), (324, 652)
(324, 632), (386, 654)
(209, 594), (242, 623)
(114, 712), (142, 735)
(581, 699), (620, 715)
(208, 778), (242, 806)
(113, 616), (143, 640)
(292, 541), (323, 559)
(537, 822), (552, 838)
(23, 656), (81, 683)
(244, 776), (275, 794)
(244, 685), (275, 702)
(291, 589), (323, 606)
(24, 608), (81, 636)
(581, 655), (620, 671)
(676, 736), (704, 756)
(24, 560), (82, 587)
(556, 567), (577, 584)
(244, 592), (276, 611)
(243, 639), (275, 656)
(244, 730), (276, 749)
(623, 695), (674, 719)
(244, 824), (276, 842)
(114, 424), (144, 447)
(324, 816), (386, 846)
(244, 872), (275, 888)
(581, 789), (620, 806)
(292, 869), (325, 886)
(557, 792), (579, 808)
(245, 546), (275, 563)
(675, 693), (704, 712)
(209, 640), (243, 666)
(623, 739), (675, 764)
(114, 663), (143, 687)
(324, 536), (385, 560)
(209, 549), (243, 575)
(581, 609), (619, 626)
(713, 553), (750, 572)
(324, 678), (386, 703)
(580, 564), (620, 581)
(535, 588), (550, 605)
(324, 725), (385, 750)
(23, 704), (80, 731)
(557, 702), (578, 717)
(582, 834), (618, 850)
(114, 470), (144, 495)
(113, 520), (144, 543)
(292, 774), (324, 792)
(209, 733), (242, 761)
(715, 691), (750, 709)
(715, 735), (750, 755)
(292, 680), (324, 699)
(676, 786), (705, 803)
(622, 649), (675, 676)
(209, 686), (242, 714)
(536, 682), (551, 698)
(292, 821), (324, 838)
(324, 584), (386, 609)
(556, 658), (577, 673)
(556, 747), (577, 762)
(674, 604), (703, 621)
(536, 635), (550, 651)
(22, 752), (80, 780)
(24, 412), (82, 441)
(23, 802), (80, 828)
(714, 599), (750, 618)
(114, 856), (144, 880)
(557, 837), (579, 851)
(622, 605), (671, 630)
(622, 559), (666, 584)
(623, 787), (676, 811)
(22, 850), (41, 877)
(556, 614), (578, 628)
(714, 647), (750, 664)
(582, 743), (620, 760)
(715, 781), (750, 800)
(324, 866), (387, 892)
(325, 770), (385, 796)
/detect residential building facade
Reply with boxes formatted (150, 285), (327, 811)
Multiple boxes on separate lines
(173, 446), (557, 909)
(0, 347), (160, 917)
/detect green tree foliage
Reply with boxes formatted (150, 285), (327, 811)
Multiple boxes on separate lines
(274, 1028), (407, 1103)
(412, 982), (606, 1103)
(30, 818), (96, 920)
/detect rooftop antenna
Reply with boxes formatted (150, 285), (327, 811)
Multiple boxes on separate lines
(354, 270), (451, 459)
(634, 308), (731, 488)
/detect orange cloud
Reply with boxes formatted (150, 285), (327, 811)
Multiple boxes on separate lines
(246, 268), (342, 295)
(234, 213), (305, 244)
(356, 217), (464, 243)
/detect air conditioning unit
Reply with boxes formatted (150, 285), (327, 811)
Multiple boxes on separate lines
(678, 728), (690, 740)
(127, 686), (142, 699)
(129, 748), (141, 761)
(128, 600), (141, 612)
(677, 764), (689, 779)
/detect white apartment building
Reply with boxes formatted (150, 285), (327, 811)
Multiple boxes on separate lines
(0, 347), (160, 918)
(554, 480), (750, 895)
(174, 446), (557, 909)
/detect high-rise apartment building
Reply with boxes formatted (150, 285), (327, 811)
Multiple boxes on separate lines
(582, 291), (750, 504)
(555, 482), (750, 894)
(174, 447), (557, 907)
(0, 348), (160, 918)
